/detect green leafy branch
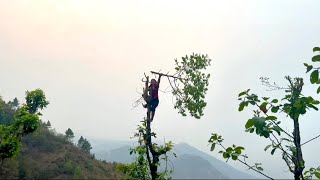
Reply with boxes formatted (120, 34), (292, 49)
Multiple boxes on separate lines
(171, 53), (211, 119)
(117, 119), (174, 180)
(208, 133), (274, 179)
(304, 166), (320, 180)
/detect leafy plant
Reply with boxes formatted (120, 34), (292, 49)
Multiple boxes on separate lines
(209, 47), (320, 180)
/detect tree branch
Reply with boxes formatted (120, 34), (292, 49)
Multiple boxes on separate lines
(150, 71), (180, 79)
(217, 142), (274, 180)
(301, 133), (320, 146)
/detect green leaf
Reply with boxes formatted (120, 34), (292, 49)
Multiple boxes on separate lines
(226, 147), (233, 153)
(304, 63), (313, 73)
(239, 102), (246, 111)
(223, 152), (230, 159)
(256, 166), (263, 171)
(271, 99), (278, 103)
(315, 172), (320, 179)
(317, 86), (320, 94)
(264, 144), (272, 151)
(273, 126), (282, 135)
(210, 143), (216, 151)
(310, 70), (319, 84)
(249, 128), (254, 133)
(271, 106), (279, 113)
(312, 55), (320, 62)
(245, 119), (254, 129)
(313, 47), (320, 52)
(253, 117), (266, 129)
(234, 146), (244, 154)
(231, 154), (238, 160)
(307, 66), (313, 73)
(238, 91), (247, 97)
(266, 116), (277, 120)
(308, 104), (319, 111)
(262, 97), (270, 101)
(271, 148), (276, 155)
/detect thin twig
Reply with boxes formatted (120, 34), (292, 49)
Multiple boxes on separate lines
(301, 134), (320, 146)
(218, 142), (274, 180)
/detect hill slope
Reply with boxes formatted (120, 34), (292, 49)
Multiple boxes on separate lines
(0, 124), (121, 179)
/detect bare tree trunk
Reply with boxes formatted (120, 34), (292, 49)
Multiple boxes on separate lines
(293, 118), (304, 180)
(145, 120), (160, 180)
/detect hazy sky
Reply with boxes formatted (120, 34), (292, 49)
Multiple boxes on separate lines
(1, 0), (320, 178)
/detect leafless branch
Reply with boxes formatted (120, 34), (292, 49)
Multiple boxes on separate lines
(301, 134), (320, 146)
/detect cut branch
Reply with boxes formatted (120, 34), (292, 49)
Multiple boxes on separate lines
(150, 71), (180, 79)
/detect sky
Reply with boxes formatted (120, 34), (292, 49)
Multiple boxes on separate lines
(0, 0), (320, 178)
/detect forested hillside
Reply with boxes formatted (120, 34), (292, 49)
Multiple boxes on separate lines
(0, 96), (121, 179)
(0, 123), (122, 179)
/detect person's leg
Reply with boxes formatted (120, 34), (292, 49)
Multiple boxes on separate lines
(150, 99), (159, 121)
(143, 95), (151, 108)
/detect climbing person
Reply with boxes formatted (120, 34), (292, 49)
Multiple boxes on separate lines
(143, 74), (162, 121)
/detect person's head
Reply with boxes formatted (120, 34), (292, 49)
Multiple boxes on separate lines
(151, 79), (157, 85)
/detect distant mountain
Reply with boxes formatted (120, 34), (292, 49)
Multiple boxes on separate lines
(170, 154), (227, 179)
(174, 143), (256, 179)
(0, 124), (122, 179)
(92, 141), (256, 179)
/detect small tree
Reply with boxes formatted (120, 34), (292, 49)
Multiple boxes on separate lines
(118, 53), (212, 179)
(46, 120), (51, 128)
(81, 138), (92, 154)
(0, 89), (49, 169)
(77, 136), (92, 154)
(209, 47), (320, 180)
(65, 128), (75, 142)
(77, 136), (84, 148)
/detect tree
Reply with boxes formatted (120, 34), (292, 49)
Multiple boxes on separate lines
(25, 89), (49, 114)
(118, 53), (212, 179)
(81, 138), (92, 154)
(77, 136), (92, 154)
(77, 136), (84, 148)
(208, 47), (320, 180)
(46, 120), (51, 128)
(0, 89), (49, 167)
(65, 128), (75, 142)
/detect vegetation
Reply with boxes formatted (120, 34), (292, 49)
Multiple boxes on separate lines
(65, 128), (75, 142)
(77, 136), (93, 154)
(208, 47), (320, 180)
(0, 123), (121, 179)
(0, 89), (48, 165)
(0, 90), (121, 179)
(118, 53), (212, 179)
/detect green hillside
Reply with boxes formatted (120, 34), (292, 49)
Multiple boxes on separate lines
(0, 123), (122, 179)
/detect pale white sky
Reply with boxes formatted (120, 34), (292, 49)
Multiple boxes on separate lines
(1, 0), (320, 178)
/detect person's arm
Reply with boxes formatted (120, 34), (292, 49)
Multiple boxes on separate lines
(144, 76), (149, 96)
(157, 75), (162, 87)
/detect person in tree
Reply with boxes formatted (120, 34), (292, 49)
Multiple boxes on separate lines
(143, 74), (162, 121)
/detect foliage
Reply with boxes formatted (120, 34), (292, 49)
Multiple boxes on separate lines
(25, 89), (49, 114)
(127, 53), (212, 179)
(77, 136), (92, 154)
(0, 122), (122, 179)
(209, 47), (320, 180)
(0, 89), (48, 161)
(0, 98), (16, 125)
(304, 167), (320, 180)
(65, 128), (75, 142)
(117, 119), (174, 180)
(172, 53), (211, 119)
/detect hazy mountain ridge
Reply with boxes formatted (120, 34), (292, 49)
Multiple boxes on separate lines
(92, 140), (256, 179)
